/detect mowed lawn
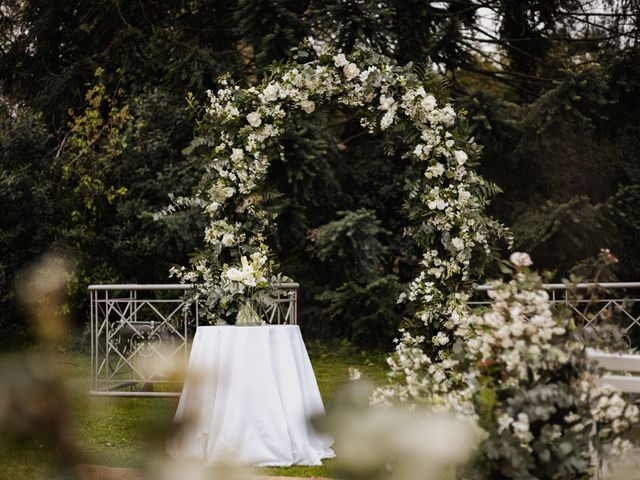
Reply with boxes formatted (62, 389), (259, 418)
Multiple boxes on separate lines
(0, 341), (389, 480)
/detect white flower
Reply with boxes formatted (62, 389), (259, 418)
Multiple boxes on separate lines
(427, 199), (447, 210)
(263, 84), (280, 102)
(230, 148), (244, 162)
(300, 99), (315, 113)
(358, 69), (370, 82)
(458, 189), (471, 202)
(343, 63), (360, 80)
(497, 413), (513, 432)
(334, 53), (348, 67)
(226, 105), (239, 117)
(221, 233), (234, 247)
(433, 369), (446, 382)
(510, 321), (525, 336)
(433, 331), (450, 346)
(226, 267), (244, 282)
(379, 95), (395, 110)
(509, 252), (533, 267)
(246, 111), (262, 128)
(453, 150), (468, 165)
(451, 238), (465, 251)
(512, 413), (533, 445)
(425, 163), (445, 178)
(564, 412), (580, 423)
(380, 106), (397, 130)
(440, 105), (457, 126)
(421, 94), (437, 112)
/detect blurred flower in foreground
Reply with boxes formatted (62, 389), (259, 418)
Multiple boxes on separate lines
(1, 253), (83, 474)
(315, 380), (480, 480)
(15, 252), (75, 346)
(604, 447), (640, 480)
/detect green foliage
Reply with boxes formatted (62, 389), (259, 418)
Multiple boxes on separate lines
(62, 69), (136, 218)
(511, 197), (612, 275)
(234, 0), (310, 72)
(0, 109), (58, 345)
(313, 209), (388, 283)
(316, 275), (403, 347)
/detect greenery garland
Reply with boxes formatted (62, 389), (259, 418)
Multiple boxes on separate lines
(168, 45), (508, 330)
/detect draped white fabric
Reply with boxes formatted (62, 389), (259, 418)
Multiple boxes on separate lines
(167, 325), (335, 467)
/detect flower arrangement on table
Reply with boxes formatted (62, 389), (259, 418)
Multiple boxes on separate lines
(221, 252), (270, 325)
(170, 248), (288, 325)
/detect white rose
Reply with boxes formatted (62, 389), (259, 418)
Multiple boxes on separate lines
(300, 99), (315, 113)
(221, 233), (234, 247)
(426, 162), (445, 178)
(433, 332), (450, 346)
(334, 53), (348, 67)
(226, 267), (244, 282)
(263, 84), (280, 102)
(230, 148), (244, 162)
(246, 111), (262, 128)
(458, 189), (471, 202)
(495, 326), (510, 339)
(343, 63), (360, 80)
(453, 150), (468, 165)
(379, 94), (395, 110)
(510, 252), (533, 267)
(451, 237), (464, 250)
(441, 105), (457, 126)
(421, 94), (437, 112)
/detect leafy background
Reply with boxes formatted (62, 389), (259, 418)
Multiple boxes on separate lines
(1, 0), (640, 348)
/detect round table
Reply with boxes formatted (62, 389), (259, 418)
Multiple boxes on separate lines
(167, 325), (335, 466)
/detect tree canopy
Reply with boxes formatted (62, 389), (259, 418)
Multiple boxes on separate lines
(1, 0), (640, 347)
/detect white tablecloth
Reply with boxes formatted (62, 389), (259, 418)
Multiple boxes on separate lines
(167, 325), (335, 466)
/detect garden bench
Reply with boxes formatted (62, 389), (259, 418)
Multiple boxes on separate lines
(586, 348), (640, 479)
(586, 347), (640, 393)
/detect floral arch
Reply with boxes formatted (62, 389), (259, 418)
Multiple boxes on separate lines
(161, 47), (640, 477)
(169, 46), (507, 349)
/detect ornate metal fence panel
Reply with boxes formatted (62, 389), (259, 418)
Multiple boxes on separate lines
(258, 282), (298, 325)
(472, 282), (640, 344)
(89, 284), (196, 397)
(89, 283), (299, 397)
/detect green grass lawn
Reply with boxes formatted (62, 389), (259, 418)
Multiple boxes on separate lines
(0, 341), (389, 479)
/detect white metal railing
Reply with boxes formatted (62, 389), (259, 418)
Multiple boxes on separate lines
(472, 282), (640, 336)
(89, 281), (637, 397)
(89, 283), (299, 397)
